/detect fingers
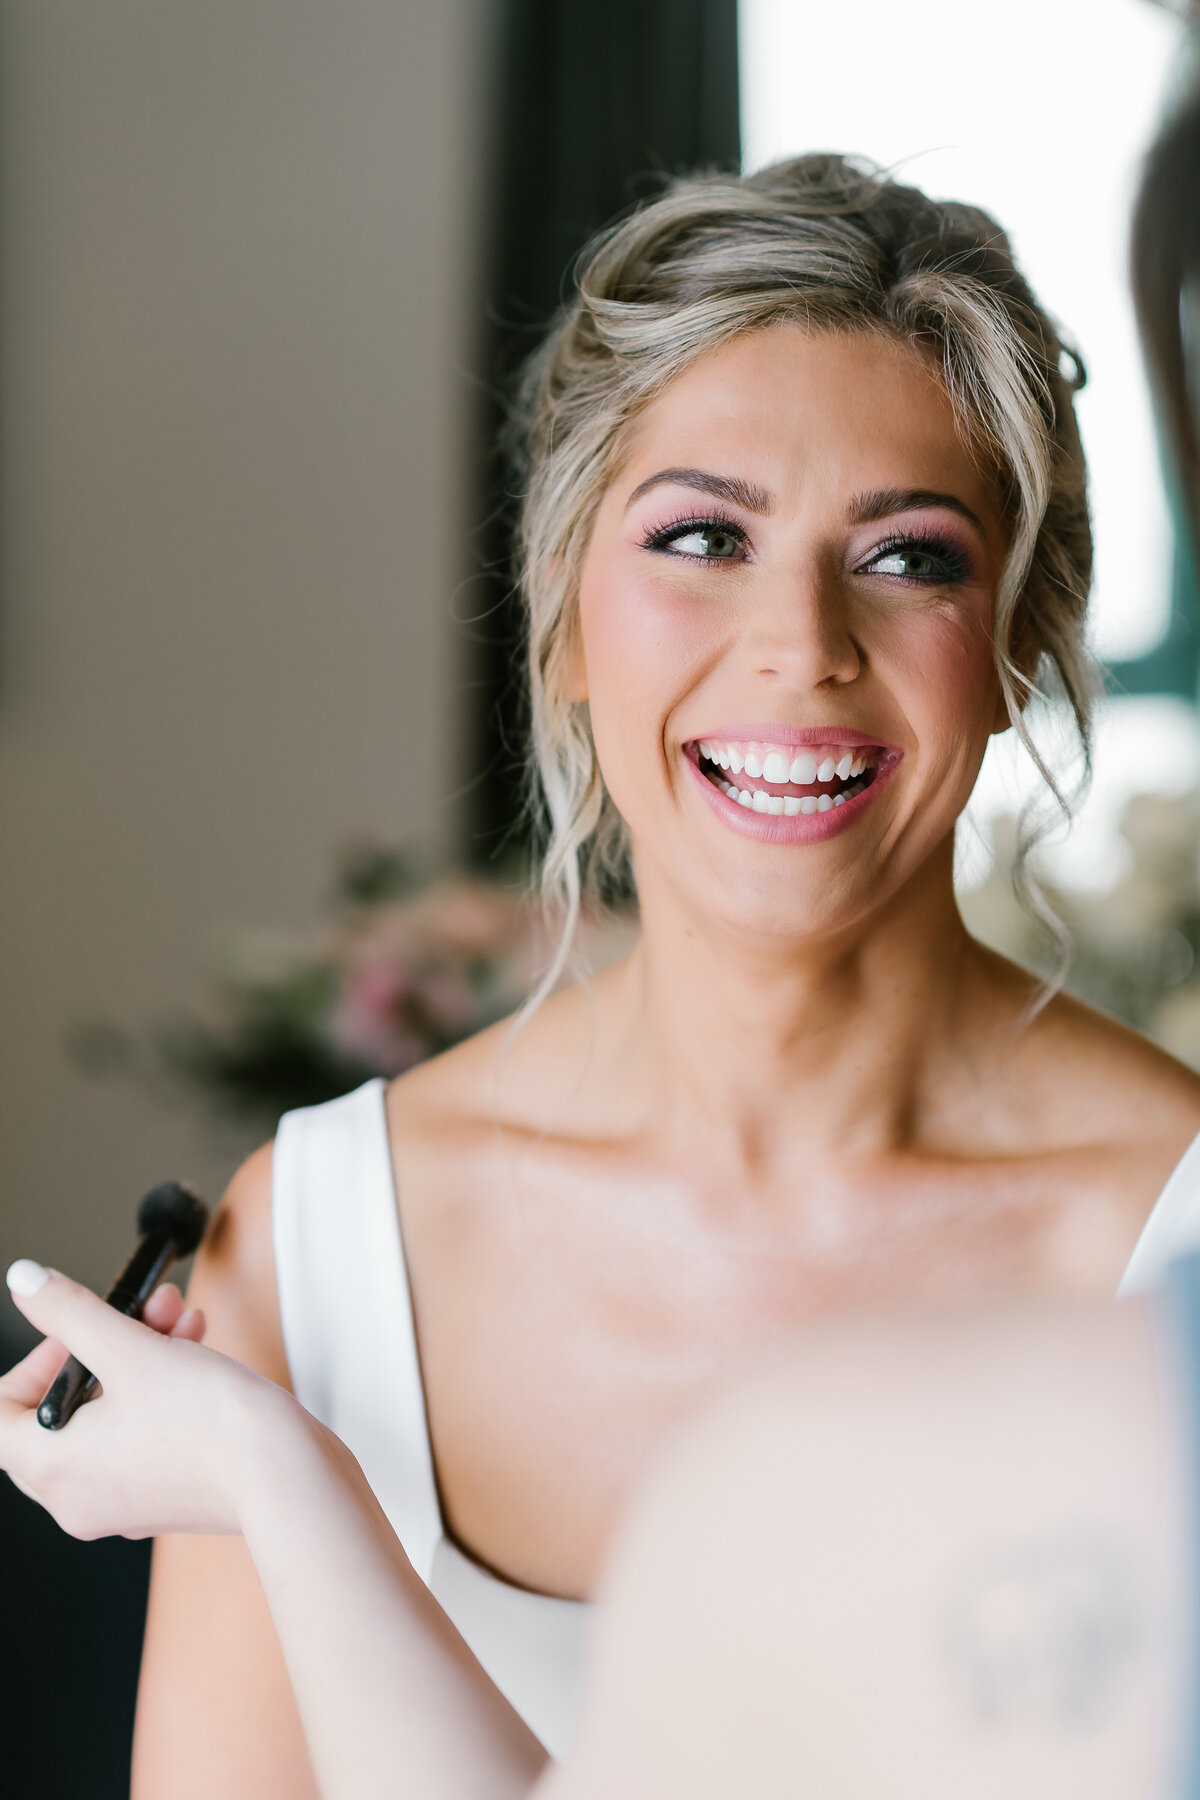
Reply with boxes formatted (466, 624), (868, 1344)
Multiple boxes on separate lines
(0, 1335), (69, 1411)
(5, 1262), (136, 1372)
(97, 1282), (203, 1341)
(4, 1263), (205, 1414)
(99, 1283), (203, 1341)
(142, 1283), (185, 1334)
(171, 1307), (207, 1344)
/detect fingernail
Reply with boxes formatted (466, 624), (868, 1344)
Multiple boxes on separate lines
(6, 1259), (49, 1297)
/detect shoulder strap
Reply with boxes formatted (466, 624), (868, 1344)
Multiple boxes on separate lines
(272, 1078), (444, 1578)
(1119, 1128), (1200, 1296)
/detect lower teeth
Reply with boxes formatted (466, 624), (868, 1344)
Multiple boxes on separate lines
(714, 772), (869, 815)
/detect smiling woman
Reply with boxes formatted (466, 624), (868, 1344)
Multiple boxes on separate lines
(131, 154), (1200, 1796)
(511, 155), (1093, 975)
(570, 327), (1009, 913)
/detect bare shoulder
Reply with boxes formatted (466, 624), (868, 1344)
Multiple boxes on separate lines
(929, 949), (1200, 1280)
(967, 944), (1200, 1151)
(1025, 983), (1200, 1153)
(187, 1139), (291, 1387)
(136, 1139), (318, 1799)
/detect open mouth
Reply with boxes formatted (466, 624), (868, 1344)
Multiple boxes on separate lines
(689, 737), (885, 816)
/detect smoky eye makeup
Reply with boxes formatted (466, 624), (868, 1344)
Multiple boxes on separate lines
(639, 510), (751, 564)
(856, 526), (977, 588)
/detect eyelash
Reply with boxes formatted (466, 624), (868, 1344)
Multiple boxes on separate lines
(641, 511), (748, 563)
(641, 514), (973, 586)
(862, 529), (974, 587)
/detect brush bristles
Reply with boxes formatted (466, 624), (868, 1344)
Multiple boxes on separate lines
(135, 1181), (209, 1256)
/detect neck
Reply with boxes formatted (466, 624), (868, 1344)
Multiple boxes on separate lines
(610, 836), (987, 1169)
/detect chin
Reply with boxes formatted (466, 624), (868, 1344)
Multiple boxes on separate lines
(681, 859), (879, 946)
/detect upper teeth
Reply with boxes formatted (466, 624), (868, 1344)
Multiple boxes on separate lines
(696, 740), (873, 784)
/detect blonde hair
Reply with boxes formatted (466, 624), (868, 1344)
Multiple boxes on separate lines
(507, 153), (1094, 979)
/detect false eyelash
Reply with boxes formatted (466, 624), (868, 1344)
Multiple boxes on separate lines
(863, 528), (974, 586)
(640, 511), (750, 560)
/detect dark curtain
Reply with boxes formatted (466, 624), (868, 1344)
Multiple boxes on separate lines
(0, 1322), (151, 1800)
(1131, 16), (1200, 573)
(466, 0), (741, 861)
(1111, 17), (1200, 703)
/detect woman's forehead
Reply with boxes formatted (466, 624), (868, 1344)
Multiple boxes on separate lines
(615, 324), (996, 524)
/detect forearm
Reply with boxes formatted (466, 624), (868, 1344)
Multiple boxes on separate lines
(0, 1258), (544, 1798)
(236, 1396), (548, 1800)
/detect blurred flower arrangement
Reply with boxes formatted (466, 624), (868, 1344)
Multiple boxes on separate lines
(72, 845), (636, 1130)
(960, 786), (1200, 1066)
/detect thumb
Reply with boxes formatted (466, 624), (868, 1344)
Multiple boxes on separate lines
(5, 1261), (135, 1372)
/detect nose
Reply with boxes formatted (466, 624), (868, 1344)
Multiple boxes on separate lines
(746, 561), (862, 691)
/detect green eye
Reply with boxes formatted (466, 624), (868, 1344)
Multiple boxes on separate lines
(672, 527), (741, 559)
(872, 548), (939, 580)
(864, 535), (973, 586)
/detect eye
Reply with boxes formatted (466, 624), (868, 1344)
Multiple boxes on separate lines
(673, 526), (741, 559)
(871, 547), (943, 581)
(861, 534), (972, 587)
(644, 517), (747, 563)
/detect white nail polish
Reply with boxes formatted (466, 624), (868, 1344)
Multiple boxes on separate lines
(6, 1259), (49, 1297)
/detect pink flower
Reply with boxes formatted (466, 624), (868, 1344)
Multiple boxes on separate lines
(331, 942), (482, 1075)
(331, 958), (427, 1074)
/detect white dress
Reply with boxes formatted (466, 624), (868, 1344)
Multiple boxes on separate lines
(272, 1077), (1200, 1757)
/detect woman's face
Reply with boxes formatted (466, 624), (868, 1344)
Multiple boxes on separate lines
(574, 324), (1010, 940)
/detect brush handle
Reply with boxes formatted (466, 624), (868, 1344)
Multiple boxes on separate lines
(35, 1230), (177, 1430)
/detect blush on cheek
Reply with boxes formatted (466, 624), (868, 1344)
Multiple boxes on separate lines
(583, 560), (718, 667)
(579, 559), (720, 709)
(579, 565), (723, 819)
(888, 593), (999, 706)
(902, 609), (1004, 785)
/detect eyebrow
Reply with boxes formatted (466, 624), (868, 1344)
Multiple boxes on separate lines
(846, 487), (986, 533)
(623, 470), (987, 536)
(624, 467), (775, 515)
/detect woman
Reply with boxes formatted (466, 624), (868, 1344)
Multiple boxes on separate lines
(132, 153), (1200, 1792)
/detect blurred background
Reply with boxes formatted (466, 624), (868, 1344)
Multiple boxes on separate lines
(0, 1), (1195, 1793)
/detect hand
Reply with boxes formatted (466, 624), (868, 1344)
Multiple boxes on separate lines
(1, 1261), (287, 1540)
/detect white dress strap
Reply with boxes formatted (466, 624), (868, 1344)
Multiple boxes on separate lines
(272, 1077), (444, 1579)
(1119, 1128), (1200, 1296)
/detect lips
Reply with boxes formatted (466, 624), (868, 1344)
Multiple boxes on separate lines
(683, 730), (898, 841)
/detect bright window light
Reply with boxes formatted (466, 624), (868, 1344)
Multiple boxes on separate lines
(739, 0), (1183, 665)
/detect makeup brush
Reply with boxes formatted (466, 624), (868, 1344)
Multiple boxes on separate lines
(36, 1181), (210, 1431)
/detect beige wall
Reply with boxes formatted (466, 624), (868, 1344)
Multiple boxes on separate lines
(0, 1), (489, 1300)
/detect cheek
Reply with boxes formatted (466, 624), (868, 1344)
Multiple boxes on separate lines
(881, 599), (1000, 768)
(578, 557), (724, 758)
